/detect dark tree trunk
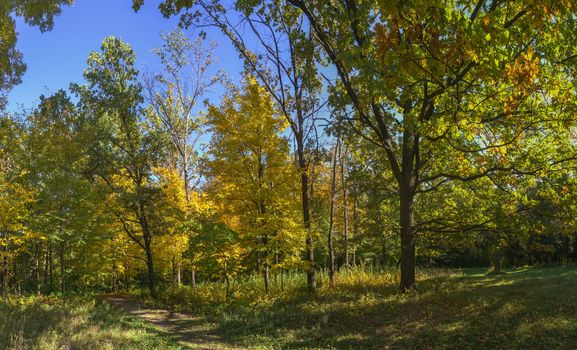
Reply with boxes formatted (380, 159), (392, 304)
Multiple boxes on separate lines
(35, 243), (41, 295)
(352, 192), (359, 267)
(48, 241), (53, 294)
(225, 275), (231, 302)
(492, 247), (503, 273)
(328, 139), (339, 287)
(59, 243), (66, 293)
(143, 236), (156, 297)
(399, 187), (416, 291)
(0, 235), (6, 297)
(340, 146), (349, 268)
(297, 137), (316, 293)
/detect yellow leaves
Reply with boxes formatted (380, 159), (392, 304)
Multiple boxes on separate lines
(464, 49), (480, 64)
(481, 15), (491, 30)
(153, 166), (187, 212)
(504, 47), (540, 88)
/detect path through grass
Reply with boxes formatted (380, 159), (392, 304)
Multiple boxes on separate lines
(0, 294), (186, 350)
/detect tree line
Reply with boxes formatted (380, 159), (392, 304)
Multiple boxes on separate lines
(2, 0), (577, 297)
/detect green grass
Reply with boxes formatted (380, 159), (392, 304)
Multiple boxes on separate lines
(144, 266), (577, 349)
(0, 293), (186, 350)
(4, 266), (577, 349)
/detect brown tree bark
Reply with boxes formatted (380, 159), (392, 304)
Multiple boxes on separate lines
(328, 139), (339, 288)
(340, 145), (349, 268)
(59, 243), (66, 293)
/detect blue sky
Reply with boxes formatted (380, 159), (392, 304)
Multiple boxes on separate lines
(7, 0), (242, 112)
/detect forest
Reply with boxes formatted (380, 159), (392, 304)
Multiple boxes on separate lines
(2, 1), (577, 349)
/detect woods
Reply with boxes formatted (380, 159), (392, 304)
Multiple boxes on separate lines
(4, 0), (577, 348)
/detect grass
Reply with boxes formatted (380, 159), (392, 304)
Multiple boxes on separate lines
(3, 266), (577, 349)
(141, 265), (577, 349)
(0, 293), (186, 350)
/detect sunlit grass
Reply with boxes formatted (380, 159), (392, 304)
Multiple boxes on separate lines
(0, 294), (185, 350)
(143, 265), (577, 349)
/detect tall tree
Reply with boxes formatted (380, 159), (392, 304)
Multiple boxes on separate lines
(73, 37), (162, 297)
(281, 0), (577, 290)
(135, 0), (324, 293)
(205, 77), (302, 293)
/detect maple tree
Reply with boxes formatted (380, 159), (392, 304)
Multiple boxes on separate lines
(205, 76), (303, 293)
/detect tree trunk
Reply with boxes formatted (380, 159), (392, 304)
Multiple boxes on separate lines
(59, 243), (66, 293)
(48, 241), (53, 294)
(191, 269), (196, 288)
(352, 192), (359, 267)
(399, 184), (416, 292)
(297, 137), (316, 293)
(328, 139), (339, 287)
(263, 263), (270, 294)
(340, 146), (349, 268)
(144, 236), (156, 297)
(492, 246), (503, 273)
(35, 243), (41, 295)
(176, 260), (181, 285)
(274, 251), (279, 288)
(573, 236), (577, 262)
(225, 275), (231, 302)
(0, 235), (6, 297)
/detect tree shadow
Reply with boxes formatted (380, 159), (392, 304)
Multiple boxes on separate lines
(210, 266), (577, 349)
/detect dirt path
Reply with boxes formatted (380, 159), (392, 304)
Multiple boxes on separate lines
(102, 294), (235, 349)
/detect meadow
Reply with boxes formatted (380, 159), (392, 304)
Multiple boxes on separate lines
(3, 266), (577, 350)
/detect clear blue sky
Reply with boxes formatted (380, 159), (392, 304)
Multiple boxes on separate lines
(7, 0), (242, 112)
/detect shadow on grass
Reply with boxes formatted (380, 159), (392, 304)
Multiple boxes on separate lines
(209, 266), (577, 350)
(0, 295), (185, 350)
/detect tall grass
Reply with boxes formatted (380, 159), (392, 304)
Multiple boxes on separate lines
(142, 266), (462, 315)
(0, 294), (184, 350)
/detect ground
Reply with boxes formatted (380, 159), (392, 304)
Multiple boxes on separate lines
(104, 294), (235, 349)
(2, 266), (577, 349)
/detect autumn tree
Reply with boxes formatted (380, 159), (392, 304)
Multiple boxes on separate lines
(74, 37), (163, 297)
(0, 116), (33, 295)
(205, 77), (302, 293)
(144, 28), (222, 286)
(135, 0), (325, 293)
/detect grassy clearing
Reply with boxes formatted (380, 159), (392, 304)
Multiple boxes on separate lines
(142, 266), (577, 349)
(3, 267), (577, 349)
(0, 294), (185, 350)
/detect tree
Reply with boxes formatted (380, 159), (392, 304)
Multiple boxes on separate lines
(135, 0), (325, 293)
(0, 116), (33, 295)
(205, 76), (302, 293)
(73, 37), (162, 297)
(144, 28), (222, 204)
(144, 28), (222, 286)
(278, 0), (577, 290)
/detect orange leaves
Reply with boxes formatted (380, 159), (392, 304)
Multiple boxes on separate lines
(504, 48), (540, 88)
(481, 15), (492, 31)
(502, 47), (540, 115)
(374, 23), (399, 60)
